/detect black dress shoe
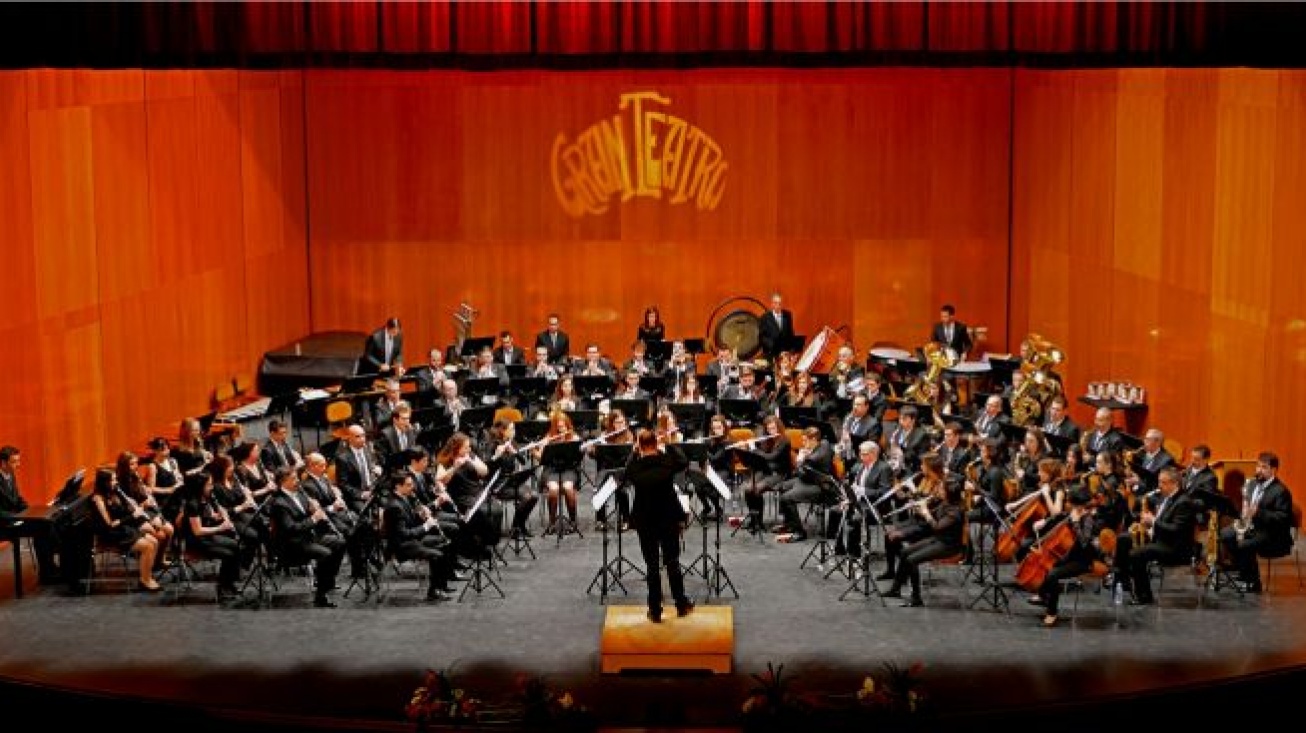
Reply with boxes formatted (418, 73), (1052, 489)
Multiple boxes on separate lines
(875, 571), (896, 581)
(425, 589), (453, 601)
(313, 596), (338, 608)
(1236, 581), (1263, 594)
(881, 588), (902, 599)
(647, 609), (662, 623)
(676, 600), (695, 617)
(901, 596), (924, 608)
(1127, 597), (1155, 606)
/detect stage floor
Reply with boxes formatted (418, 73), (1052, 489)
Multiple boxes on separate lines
(2, 500), (1305, 728)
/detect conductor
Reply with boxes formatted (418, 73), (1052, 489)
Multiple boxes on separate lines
(626, 428), (694, 623)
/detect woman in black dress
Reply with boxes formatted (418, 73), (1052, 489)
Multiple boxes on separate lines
(90, 468), (160, 591)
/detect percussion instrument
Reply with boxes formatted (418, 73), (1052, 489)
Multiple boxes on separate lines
(945, 360), (992, 375)
(868, 347), (917, 366)
(796, 326), (847, 374)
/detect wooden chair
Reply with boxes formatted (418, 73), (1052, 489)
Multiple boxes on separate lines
(326, 400), (355, 440)
(495, 407), (524, 424)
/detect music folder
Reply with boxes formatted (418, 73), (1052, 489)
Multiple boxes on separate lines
(999, 421), (1028, 446)
(682, 338), (706, 355)
(462, 470), (500, 524)
(665, 403), (706, 435)
(458, 336), (496, 358)
(609, 398), (651, 424)
(573, 375), (612, 400)
(1044, 431), (1075, 456)
(704, 464), (734, 502)
(564, 409), (601, 433)
(593, 443), (634, 472)
(718, 398), (761, 425)
(540, 439), (582, 469)
(458, 405), (496, 434)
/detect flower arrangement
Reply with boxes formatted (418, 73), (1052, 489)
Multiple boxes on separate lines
(405, 667), (481, 727)
(856, 661), (929, 716)
(518, 674), (594, 729)
(741, 660), (930, 731)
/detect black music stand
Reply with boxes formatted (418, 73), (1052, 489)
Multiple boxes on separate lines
(505, 364), (527, 380)
(563, 409), (601, 435)
(420, 423), (456, 454)
(573, 375), (613, 404)
(592, 442), (635, 527)
(1044, 432), (1075, 457)
(514, 419), (548, 445)
(840, 488), (889, 605)
(967, 492), (1012, 614)
(586, 474), (635, 603)
(462, 377), (504, 407)
(458, 405), (496, 440)
(501, 465), (540, 560)
(797, 468), (841, 572)
(1201, 491), (1242, 599)
(342, 487), (389, 602)
(999, 421), (1029, 448)
(610, 398), (651, 426)
(459, 473), (506, 602)
(458, 336), (495, 362)
(683, 338), (706, 355)
(540, 440), (584, 543)
(341, 374), (379, 395)
(727, 448), (771, 542)
(639, 375), (668, 399)
(679, 444), (739, 599)
(510, 377), (550, 415)
(698, 374), (720, 400)
(234, 494), (279, 608)
(666, 403), (707, 438)
(986, 356), (1021, 388)
(644, 339), (670, 365)
(719, 398), (761, 427)
(779, 406), (817, 427)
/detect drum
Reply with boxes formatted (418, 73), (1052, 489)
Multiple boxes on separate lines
(868, 347), (916, 366)
(796, 327), (847, 374)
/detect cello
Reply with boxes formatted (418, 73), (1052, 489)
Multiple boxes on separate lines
(995, 489), (1049, 562)
(1014, 516), (1076, 591)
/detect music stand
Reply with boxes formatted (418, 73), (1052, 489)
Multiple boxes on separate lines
(698, 374), (720, 399)
(1044, 432), (1075, 457)
(683, 338), (706, 355)
(235, 493), (279, 608)
(502, 464), (540, 560)
(510, 377), (550, 414)
(585, 474), (641, 604)
(679, 447), (739, 600)
(998, 421), (1028, 447)
(420, 423), (456, 453)
(563, 409), (601, 435)
(1117, 431), (1145, 452)
(458, 405), (496, 439)
(1200, 491), (1242, 598)
(505, 364), (527, 380)
(610, 398), (651, 426)
(458, 472), (506, 602)
(986, 356), (1021, 388)
(341, 374), (380, 395)
(458, 337), (496, 362)
(462, 377), (503, 407)
(967, 492), (1012, 614)
(639, 375), (668, 399)
(666, 403), (707, 438)
(540, 440), (584, 543)
(719, 398), (761, 427)
(788, 416), (838, 445)
(784, 334), (807, 354)
(779, 406), (817, 427)
(573, 376), (613, 403)
(514, 419), (549, 445)
(840, 488), (889, 605)
(727, 448), (772, 542)
(644, 339), (670, 364)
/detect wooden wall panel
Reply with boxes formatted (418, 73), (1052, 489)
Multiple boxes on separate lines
(305, 69), (1013, 373)
(0, 70), (309, 503)
(1012, 68), (1306, 502)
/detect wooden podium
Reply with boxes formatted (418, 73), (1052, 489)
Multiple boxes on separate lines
(600, 605), (733, 674)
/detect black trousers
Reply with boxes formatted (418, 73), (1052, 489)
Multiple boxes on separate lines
(1128, 540), (1188, 601)
(884, 520), (930, 576)
(281, 535), (346, 597)
(892, 537), (960, 598)
(1219, 526), (1284, 585)
(779, 478), (833, 534)
(395, 536), (454, 592)
(193, 533), (241, 587)
(636, 524), (688, 613)
(1037, 558), (1093, 616)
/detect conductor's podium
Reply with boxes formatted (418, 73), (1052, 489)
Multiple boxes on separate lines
(600, 605), (733, 674)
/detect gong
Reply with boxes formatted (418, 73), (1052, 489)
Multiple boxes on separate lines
(713, 310), (761, 359)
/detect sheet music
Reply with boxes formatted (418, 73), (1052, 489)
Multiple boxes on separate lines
(592, 475), (620, 512)
(704, 464), (733, 502)
(677, 490), (692, 515)
(301, 388), (331, 401)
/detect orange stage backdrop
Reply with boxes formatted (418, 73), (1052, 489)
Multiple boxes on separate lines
(1010, 68), (1306, 498)
(0, 70), (309, 501)
(304, 68), (1013, 375)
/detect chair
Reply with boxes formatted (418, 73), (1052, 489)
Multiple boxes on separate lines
(326, 400), (355, 440)
(1057, 560), (1114, 622)
(494, 407), (524, 424)
(82, 536), (138, 595)
(1263, 505), (1303, 591)
(922, 553), (967, 607)
(1162, 438), (1184, 464)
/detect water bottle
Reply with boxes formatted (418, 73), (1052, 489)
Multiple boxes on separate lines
(1112, 581), (1124, 606)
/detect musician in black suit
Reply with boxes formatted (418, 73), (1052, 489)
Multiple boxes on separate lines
(887, 406), (930, 473)
(929, 304), (972, 359)
(937, 422), (973, 478)
(535, 313), (570, 365)
(758, 292), (795, 359)
(1127, 467), (1197, 604)
(626, 429), (692, 622)
(378, 403), (421, 470)
(1126, 428), (1176, 495)
(972, 395), (1006, 441)
(0, 446), (61, 584)
(382, 472), (456, 601)
(776, 427), (836, 541)
(737, 416), (791, 532)
(1220, 452), (1295, 594)
(1082, 407), (1124, 460)
(361, 317), (404, 375)
(862, 373), (889, 445)
(832, 441), (893, 558)
(493, 331), (526, 366)
(1041, 396), (1081, 445)
(301, 453), (368, 581)
(1181, 444), (1220, 511)
(268, 468), (345, 607)
(260, 420), (303, 473)
(334, 425), (382, 512)
(837, 394), (879, 464)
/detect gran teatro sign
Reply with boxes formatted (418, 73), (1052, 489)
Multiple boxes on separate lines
(551, 91), (728, 217)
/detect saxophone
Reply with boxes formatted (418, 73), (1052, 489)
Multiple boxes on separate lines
(1234, 480), (1257, 542)
(1203, 508), (1220, 572)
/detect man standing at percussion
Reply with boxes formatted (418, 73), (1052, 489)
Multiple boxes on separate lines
(626, 429), (693, 623)
(759, 292), (795, 359)
(930, 304), (972, 360)
(362, 317), (404, 375)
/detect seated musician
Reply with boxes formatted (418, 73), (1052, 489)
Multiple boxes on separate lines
(666, 341), (695, 394)
(613, 369), (650, 400)
(383, 471), (458, 602)
(740, 415), (790, 531)
(831, 345), (866, 400)
(1126, 428), (1176, 495)
(468, 346), (509, 405)
(1181, 444), (1220, 516)
(1126, 467), (1197, 604)
(334, 425), (383, 513)
(374, 380), (404, 430)
(300, 452), (368, 582)
(549, 374), (581, 413)
(415, 347), (452, 394)
(115, 451), (173, 553)
(378, 401), (420, 469)
(576, 343), (614, 379)
(861, 373), (888, 445)
(534, 411), (581, 532)
(778, 370), (818, 409)
(719, 364), (767, 418)
(143, 436), (185, 528)
(207, 455), (264, 566)
(1219, 452), (1294, 594)
(776, 427), (836, 542)
(972, 395), (1006, 441)
(936, 421), (973, 478)
(435, 433), (499, 555)
(269, 467), (345, 608)
(181, 472), (241, 600)
(883, 469), (965, 608)
(965, 438), (1008, 553)
(231, 441), (276, 501)
(660, 410), (718, 522)
(1081, 449), (1132, 587)
(435, 379), (470, 430)
(911, 379), (953, 430)
(704, 344), (737, 381)
(0, 445), (62, 584)
(1008, 458), (1067, 562)
(623, 339), (658, 378)
(879, 453), (945, 582)
(89, 468), (161, 591)
(405, 448), (462, 546)
(173, 417), (213, 477)
(1029, 487), (1103, 627)
(1081, 407), (1124, 460)
(1042, 395), (1081, 445)
(261, 419), (304, 474)
(482, 420), (539, 541)
(772, 350), (797, 393)
(529, 346), (560, 382)
(493, 330), (525, 366)
(833, 441), (893, 559)
(1011, 427), (1051, 497)
(672, 373), (707, 405)
(887, 406), (930, 474)
(591, 410), (635, 530)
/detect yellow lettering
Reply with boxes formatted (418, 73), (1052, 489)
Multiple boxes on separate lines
(620, 91), (671, 198)
(660, 115), (688, 194)
(670, 127), (703, 205)
(598, 115), (634, 202)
